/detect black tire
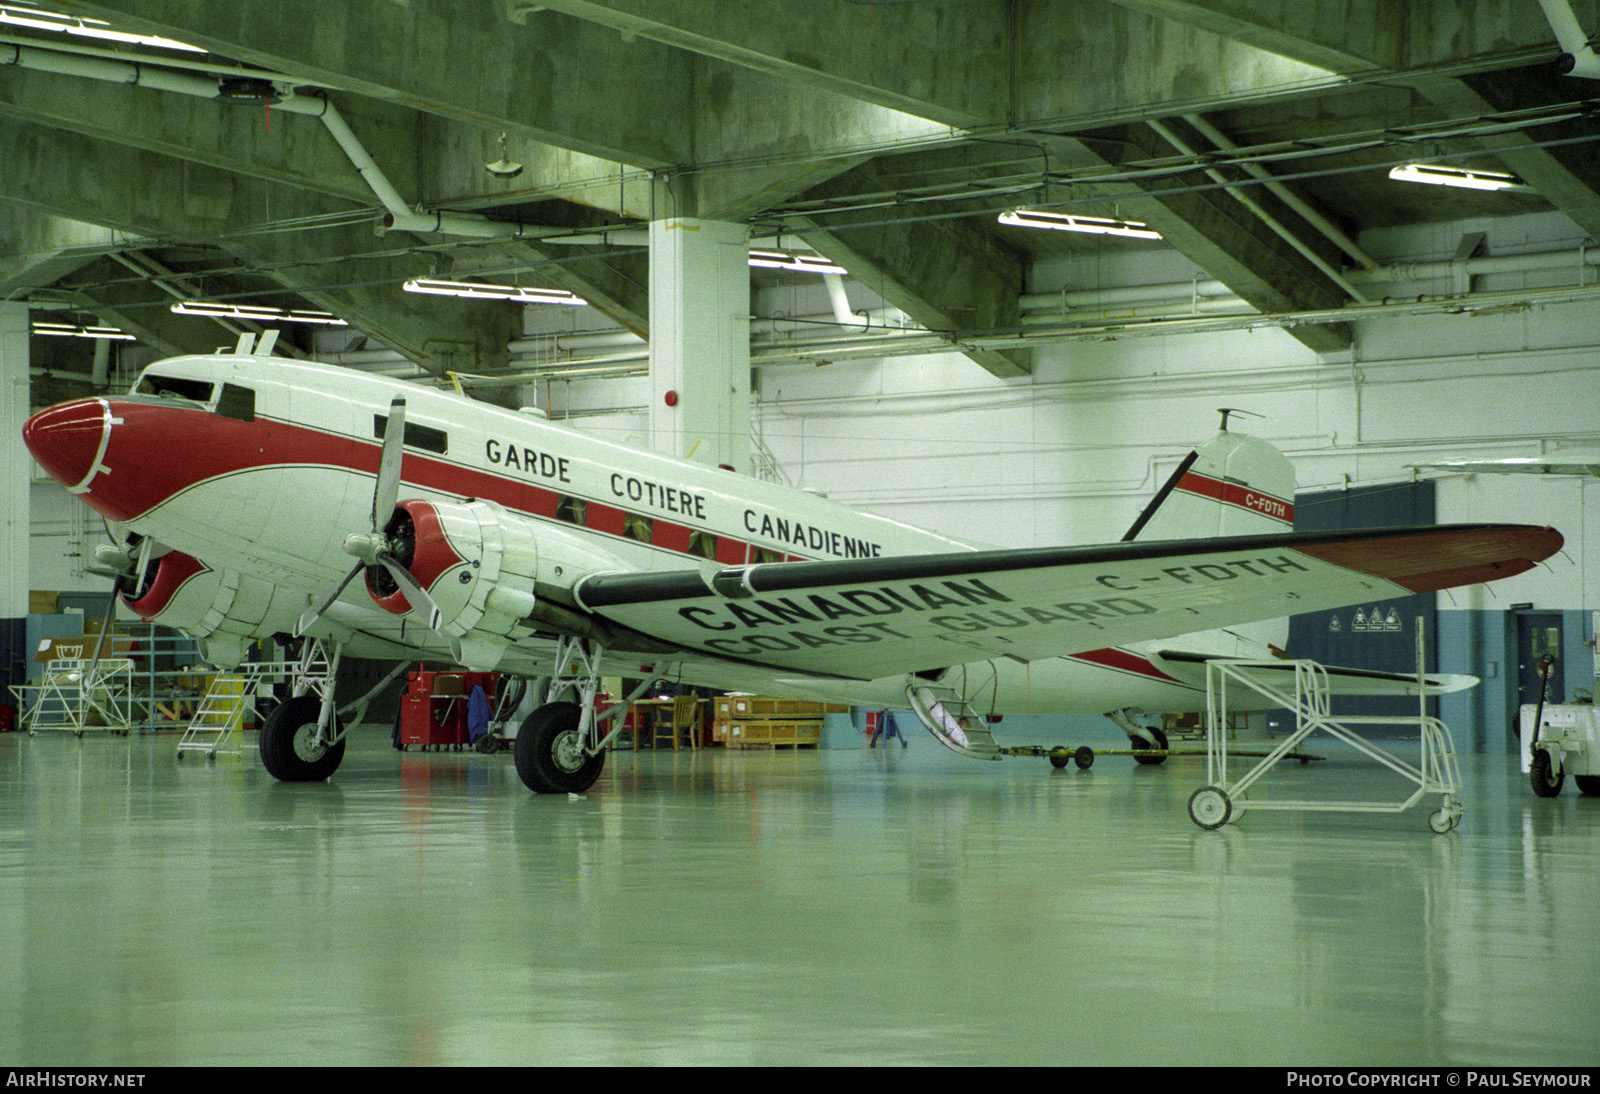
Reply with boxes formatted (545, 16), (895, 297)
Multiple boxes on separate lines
(1049, 746), (1071, 770)
(1133, 726), (1169, 765)
(514, 701), (605, 794)
(1530, 749), (1564, 798)
(259, 694), (346, 782)
(1074, 746), (1095, 770)
(1574, 775), (1600, 797)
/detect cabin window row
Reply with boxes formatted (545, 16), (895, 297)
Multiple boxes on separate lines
(552, 494), (789, 565)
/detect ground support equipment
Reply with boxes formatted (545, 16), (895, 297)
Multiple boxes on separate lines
(1188, 626), (1462, 833)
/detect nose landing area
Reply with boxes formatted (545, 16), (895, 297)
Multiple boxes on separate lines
(23, 399), (108, 491)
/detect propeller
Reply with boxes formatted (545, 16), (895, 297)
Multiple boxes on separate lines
(296, 397), (445, 636)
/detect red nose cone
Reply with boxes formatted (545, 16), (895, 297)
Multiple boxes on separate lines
(23, 399), (107, 491)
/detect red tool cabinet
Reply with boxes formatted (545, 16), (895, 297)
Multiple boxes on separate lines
(398, 670), (499, 750)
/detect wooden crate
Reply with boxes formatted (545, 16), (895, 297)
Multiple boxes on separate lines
(724, 718), (822, 749)
(714, 696), (848, 745)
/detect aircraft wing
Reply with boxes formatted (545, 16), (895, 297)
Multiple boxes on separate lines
(573, 524), (1561, 682)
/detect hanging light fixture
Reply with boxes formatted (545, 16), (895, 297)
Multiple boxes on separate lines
(1387, 163), (1531, 193)
(402, 278), (586, 305)
(31, 321), (134, 341)
(997, 209), (1161, 239)
(747, 250), (848, 275)
(171, 301), (348, 325)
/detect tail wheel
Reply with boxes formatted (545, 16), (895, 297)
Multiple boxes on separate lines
(259, 694), (346, 782)
(1133, 725), (1169, 765)
(515, 701), (605, 794)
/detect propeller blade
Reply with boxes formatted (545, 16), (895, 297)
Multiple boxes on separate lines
(372, 396), (407, 530)
(374, 551), (443, 632)
(296, 559), (365, 636)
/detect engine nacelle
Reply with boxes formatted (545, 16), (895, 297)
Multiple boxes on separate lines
(122, 549), (304, 668)
(368, 498), (634, 670)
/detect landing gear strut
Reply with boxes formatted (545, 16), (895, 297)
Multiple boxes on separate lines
(513, 636), (659, 794)
(259, 640), (346, 782)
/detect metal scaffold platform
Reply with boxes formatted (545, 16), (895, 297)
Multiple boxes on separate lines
(1187, 622), (1463, 833)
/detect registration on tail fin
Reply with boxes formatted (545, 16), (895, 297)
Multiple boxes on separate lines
(1119, 421), (1296, 658)
(1123, 425), (1295, 543)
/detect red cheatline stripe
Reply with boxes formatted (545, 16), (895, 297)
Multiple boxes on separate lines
(1175, 471), (1294, 524)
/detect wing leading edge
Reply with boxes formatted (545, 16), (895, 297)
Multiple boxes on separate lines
(572, 524), (1562, 681)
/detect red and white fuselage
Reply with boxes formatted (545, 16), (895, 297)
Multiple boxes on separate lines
(24, 352), (1301, 716)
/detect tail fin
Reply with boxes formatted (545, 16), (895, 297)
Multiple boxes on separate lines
(1124, 429), (1295, 542)
(1124, 428), (1296, 659)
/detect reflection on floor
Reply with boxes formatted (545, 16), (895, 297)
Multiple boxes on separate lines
(2, 728), (1597, 1066)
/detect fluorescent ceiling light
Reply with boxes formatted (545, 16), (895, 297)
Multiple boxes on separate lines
(0, 4), (205, 51)
(747, 250), (848, 275)
(998, 209), (1161, 240)
(32, 321), (134, 341)
(1387, 163), (1530, 193)
(402, 278), (587, 305)
(171, 301), (348, 325)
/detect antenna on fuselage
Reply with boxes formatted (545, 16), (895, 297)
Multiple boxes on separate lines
(1217, 407), (1263, 432)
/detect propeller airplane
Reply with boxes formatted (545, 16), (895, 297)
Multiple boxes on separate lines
(22, 340), (1564, 792)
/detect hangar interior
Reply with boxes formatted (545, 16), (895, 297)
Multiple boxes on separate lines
(3, 0), (1599, 1068)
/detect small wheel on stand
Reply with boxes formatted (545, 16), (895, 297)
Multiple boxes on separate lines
(1188, 784), (1233, 830)
(1428, 801), (1462, 834)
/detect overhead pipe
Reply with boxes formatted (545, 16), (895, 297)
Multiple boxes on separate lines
(1537, 0), (1600, 78)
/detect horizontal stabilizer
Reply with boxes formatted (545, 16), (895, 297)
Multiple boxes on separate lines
(1149, 649), (1478, 697)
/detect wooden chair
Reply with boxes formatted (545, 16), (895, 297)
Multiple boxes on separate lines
(652, 695), (701, 751)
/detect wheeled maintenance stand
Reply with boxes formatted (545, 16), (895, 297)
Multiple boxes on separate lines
(1188, 623), (1463, 833)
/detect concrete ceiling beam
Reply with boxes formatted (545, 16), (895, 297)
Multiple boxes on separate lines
(60, 0), (696, 167)
(788, 164), (1033, 380)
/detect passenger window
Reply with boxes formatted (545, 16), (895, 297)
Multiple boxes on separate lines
(216, 383), (255, 422)
(689, 531), (718, 560)
(623, 513), (653, 542)
(556, 496), (586, 525)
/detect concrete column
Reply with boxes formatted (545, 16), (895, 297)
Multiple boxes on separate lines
(647, 218), (750, 472)
(1, 303), (30, 705)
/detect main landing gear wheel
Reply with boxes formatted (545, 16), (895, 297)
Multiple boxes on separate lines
(1530, 749), (1565, 798)
(1133, 726), (1169, 766)
(259, 694), (346, 782)
(1188, 785), (1233, 830)
(514, 701), (605, 794)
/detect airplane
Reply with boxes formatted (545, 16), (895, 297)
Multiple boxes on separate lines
(21, 338), (1563, 792)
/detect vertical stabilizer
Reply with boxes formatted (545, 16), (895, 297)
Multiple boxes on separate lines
(1123, 428), (1296, 659)
(1124, 430), (1294, 542)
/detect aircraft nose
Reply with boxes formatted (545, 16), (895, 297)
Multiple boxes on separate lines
(23, 398), (109, 492)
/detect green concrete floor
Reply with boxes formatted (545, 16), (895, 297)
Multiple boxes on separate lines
(2, 728), (1597, 1067)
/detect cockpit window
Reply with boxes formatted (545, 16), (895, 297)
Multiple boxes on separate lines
(135, 374), (214, 403)
(373, 414), (448, 454)
(216, 383), (256, 422)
